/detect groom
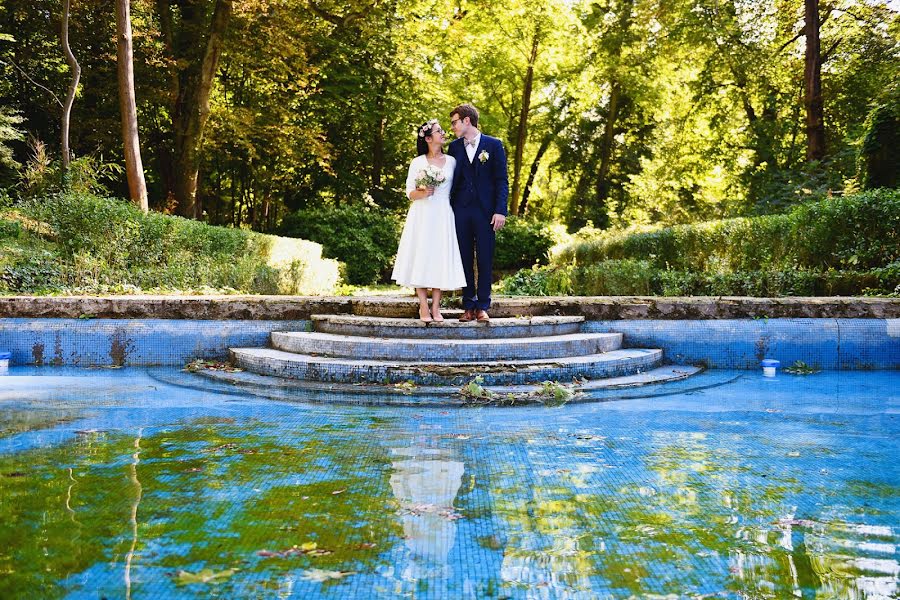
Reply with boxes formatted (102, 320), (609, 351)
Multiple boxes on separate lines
(448, 103), (509, 323)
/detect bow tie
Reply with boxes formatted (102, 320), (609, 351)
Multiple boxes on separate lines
(465, 138), (478, 148)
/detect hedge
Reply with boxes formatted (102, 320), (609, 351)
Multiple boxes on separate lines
(1, 192), (339, 294)
(557, 189), (899, 273)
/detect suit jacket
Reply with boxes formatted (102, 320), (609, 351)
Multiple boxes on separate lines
(448, 134), (509, 218)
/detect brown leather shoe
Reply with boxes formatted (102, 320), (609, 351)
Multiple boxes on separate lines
(459, 309), (476, 322)
(476, 310), (490, 323)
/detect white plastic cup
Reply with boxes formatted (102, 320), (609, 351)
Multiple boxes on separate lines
(761, 359), (780, 377)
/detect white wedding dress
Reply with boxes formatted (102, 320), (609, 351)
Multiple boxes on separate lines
(392, 154), (467, 290)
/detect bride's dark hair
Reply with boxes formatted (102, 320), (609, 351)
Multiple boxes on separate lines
(416, 119), (440, 156)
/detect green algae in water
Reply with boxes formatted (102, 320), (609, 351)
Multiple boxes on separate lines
(0, 421), (404, 598)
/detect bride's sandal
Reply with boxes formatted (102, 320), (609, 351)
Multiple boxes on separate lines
(419, 307), (433, 323)
(431, 310), (444, 322)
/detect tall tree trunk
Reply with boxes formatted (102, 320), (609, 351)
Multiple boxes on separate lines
(521, 110), (570, 216)
(509, 30), (540, 216)
(521, 131), (558, 217)
(157, 0), (233, 219)
(370, 74), (388, 203)
(587, 0), (632, 220)
(804, 0), (825, 161)
(595, 82), (620, 202)
(115, 0), (149, 212)
(60, 0), (80, 169)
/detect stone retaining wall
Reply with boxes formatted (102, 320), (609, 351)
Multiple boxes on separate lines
(1, 296), (897, 369)
(2, 295), (898, 320)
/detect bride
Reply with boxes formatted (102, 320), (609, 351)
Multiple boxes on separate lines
(391, 119), (466, 322)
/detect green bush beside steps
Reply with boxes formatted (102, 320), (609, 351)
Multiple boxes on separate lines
(501, 190), (900, 297)
(0, 192), (339, 295)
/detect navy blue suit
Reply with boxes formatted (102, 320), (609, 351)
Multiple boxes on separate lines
(448, 134), (509, 310)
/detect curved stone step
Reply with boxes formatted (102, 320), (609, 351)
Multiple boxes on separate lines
(170, 365), (708, 406)
(230, 346), (662, 386)
(311, 314), (585, 339)
(271, 331), (622, 362)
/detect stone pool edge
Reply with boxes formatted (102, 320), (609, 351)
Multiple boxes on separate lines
(1, 296), (898, 369)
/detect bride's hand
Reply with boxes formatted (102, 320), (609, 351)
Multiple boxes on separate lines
(410, 186), (435, 201)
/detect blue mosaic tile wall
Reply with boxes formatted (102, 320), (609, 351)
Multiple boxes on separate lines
(0, 318), (310, 367)
(0, 317), (897, 369)
(583, 318), (900, 370)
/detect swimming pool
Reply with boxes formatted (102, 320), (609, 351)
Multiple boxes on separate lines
(1, 367), (897, 598)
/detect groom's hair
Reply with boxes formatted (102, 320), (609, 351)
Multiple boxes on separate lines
(451, 103), (479, 127)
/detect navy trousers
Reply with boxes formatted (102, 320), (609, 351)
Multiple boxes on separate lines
(454, 205), (495, 310)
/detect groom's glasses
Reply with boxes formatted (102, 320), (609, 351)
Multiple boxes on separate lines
(450, 118), (460, 127)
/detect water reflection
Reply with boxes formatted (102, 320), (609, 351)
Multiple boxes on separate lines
(389, 444), (464, 582)
(0, 369), (897, 598)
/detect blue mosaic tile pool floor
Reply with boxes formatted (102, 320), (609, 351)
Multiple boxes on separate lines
(0, 368), (898, 599)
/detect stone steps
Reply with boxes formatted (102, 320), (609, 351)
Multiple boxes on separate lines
(311, 314), (585, 339)
(271, 331), (622, 362)
(223, 312), (701, 397)
(230, 346), (663, 387)
(167, 365), (710, 406)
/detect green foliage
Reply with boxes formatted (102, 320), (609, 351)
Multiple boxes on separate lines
(3, 0), (899, 235)
(278, 203), (401, 285)
(532, 381), (576, 407)
(459, 376), (497, 403)
(1, 192), (338, 295)
(560, 190), (899, 273)
(783, 361), (822, 375)
(859, 83), (900, 189)
(498, 264), (573, 296)
(0, 247), (63, 293)
(501, 263), (897, 298)
(494, 216), (558, 271)
(0, 107), (23, 184)
(19, 138), (124, 199)
(503, 192), (900, 297)
(571, 259), (654, 296)
(790, 190), (900, 270)
(652, 269), (889, 297)
(0, 217), (19, 239)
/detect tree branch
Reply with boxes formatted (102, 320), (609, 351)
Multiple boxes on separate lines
(822, 36), (842, 62)
(0, 58), (64, 108)
(308, 1), (376, 27)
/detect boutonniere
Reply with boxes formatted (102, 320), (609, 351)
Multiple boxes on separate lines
(479, 150), (489, 163)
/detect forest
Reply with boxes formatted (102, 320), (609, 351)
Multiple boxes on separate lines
(0, 0), (898, 293)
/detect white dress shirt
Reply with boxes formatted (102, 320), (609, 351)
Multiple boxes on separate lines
(465, 131), (481, 163)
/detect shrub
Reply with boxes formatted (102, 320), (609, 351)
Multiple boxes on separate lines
(570, 259), (654, 295)
(498, 264), (573, 296)
(558, 190), (899, 274)
(499, 262), (898, 297)
(9, 192), (339, 294)
(278, 203), (402, 285)
(494, 216), (558, 271)
(790, 189), (900, 270)
(0, 218), (20, 239)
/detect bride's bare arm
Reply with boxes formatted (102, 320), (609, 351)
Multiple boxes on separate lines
(409, 187), (435, 200)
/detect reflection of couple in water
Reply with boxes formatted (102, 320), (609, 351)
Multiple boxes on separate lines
(389, 444), (465, 582)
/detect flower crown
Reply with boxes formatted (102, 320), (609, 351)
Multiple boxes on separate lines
(418, 119), (440, 138)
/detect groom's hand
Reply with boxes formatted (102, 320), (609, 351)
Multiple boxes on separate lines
(491, 214), (506, 232)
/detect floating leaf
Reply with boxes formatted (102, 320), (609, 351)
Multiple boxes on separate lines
(301, 569), (356, 582)
(175, 568), (236, 585)
(256, 543), (333, 559)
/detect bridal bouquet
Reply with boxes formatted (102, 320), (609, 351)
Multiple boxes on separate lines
(415, 164), (446, 189)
